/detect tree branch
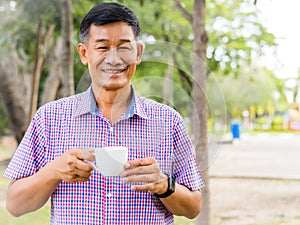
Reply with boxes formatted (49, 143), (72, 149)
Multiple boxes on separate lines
(43, 24), (55, 57)
(174, 0), (193, 24)
(29, 22), (43, 121)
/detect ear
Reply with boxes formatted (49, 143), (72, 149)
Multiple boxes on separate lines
(136, 42), (144, 65)
(77, 43), (88, 65)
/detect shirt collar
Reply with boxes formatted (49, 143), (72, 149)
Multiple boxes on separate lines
(73, 87), (92, 116)
(74, 85), (148, 120)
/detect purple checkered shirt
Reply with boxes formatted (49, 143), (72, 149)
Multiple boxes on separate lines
(5, 86), (204, 225)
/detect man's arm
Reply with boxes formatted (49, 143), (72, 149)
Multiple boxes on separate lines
(6, 149), (93, 217)
(159, 183), (202, 219)
(120, 158), (202, 219)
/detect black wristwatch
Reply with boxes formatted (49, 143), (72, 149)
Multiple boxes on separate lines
(154, 174), (175, 198)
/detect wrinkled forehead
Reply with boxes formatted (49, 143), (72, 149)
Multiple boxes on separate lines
(87, 22), (137, 43)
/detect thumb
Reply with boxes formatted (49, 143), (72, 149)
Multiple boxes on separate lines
(77, 148), (95, 162)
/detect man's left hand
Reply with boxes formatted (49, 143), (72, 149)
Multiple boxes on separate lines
(120, 158), (168, 194)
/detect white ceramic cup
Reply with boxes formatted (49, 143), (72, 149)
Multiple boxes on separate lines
(90, 146), (128, 176)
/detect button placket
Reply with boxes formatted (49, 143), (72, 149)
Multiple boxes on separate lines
(109, 126), (114, 132)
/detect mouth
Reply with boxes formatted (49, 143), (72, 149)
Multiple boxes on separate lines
(102, 67), (127, 75)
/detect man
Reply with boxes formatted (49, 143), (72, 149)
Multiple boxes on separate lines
(5, 3), (204, 224)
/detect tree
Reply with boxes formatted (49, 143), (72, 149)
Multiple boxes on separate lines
(29, 23), (55, 120)
(60, 0), (75, 97)
(207, 67), (278, 121)
(172, 0), (276, 224)
(205, 0), (276, 76)
(0, 50), (29, 143)
(174, 1), (210, 225)
(0, 0), (73, 143)
(0, 1), (33, 143)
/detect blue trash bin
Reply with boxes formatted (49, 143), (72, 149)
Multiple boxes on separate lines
(230, 123), (241, 139)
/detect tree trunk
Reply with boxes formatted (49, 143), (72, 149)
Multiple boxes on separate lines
(0, 23), (54, 144)
(28, 23), (55, 119)
(163, 61), (174, 106)
(41, 38), (63, 105)
(192, 1), (209, 224)
(29, 22), (43, 120)
(174, 0), (209, 224)
(61, 0), (74, 97)
(0, 54), (29, 144)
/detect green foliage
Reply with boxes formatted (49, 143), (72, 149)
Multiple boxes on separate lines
(207, 66), (282, 122)
(0, 101), (10, 136)
(5, 0), (61, 58)
(1, 0), (277, 88)
(0, 0), (281, 134)
(206, 0), (276, 74)
(120, 0), (194, 86)
(271, 115), (284, 130)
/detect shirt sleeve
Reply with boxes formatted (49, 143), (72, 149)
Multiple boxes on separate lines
(4, 107), (47, 180)
(172, 116), (205, 190)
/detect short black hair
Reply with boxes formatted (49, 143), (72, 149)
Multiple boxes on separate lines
(80, 3), (140, 43)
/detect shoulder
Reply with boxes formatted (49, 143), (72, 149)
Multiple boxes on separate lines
(36, 91), (88, 118)
(136, 95), (182, 122)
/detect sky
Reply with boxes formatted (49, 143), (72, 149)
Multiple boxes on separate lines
(256, 0), (300, 79)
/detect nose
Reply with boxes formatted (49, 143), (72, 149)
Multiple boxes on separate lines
(104, 47), (122, 65)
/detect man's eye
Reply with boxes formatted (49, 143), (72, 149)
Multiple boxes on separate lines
(97, 46), (108, 51)
(117, 46), (131, 51)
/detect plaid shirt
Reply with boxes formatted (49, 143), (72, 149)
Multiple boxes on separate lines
(5, 86), (204, 225)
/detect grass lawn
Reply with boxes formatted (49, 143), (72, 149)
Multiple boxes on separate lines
(0, 143), (50, 224)
(0, 204), (50, 225)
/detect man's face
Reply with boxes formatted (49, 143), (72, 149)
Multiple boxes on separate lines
(78, 22), (143, 92)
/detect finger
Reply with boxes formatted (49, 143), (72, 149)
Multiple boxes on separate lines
(124, 158), (157, 169)
(79, 148), (95, 162)
(122, 174), (157, 184)
(130, 183), (156, 192)
(121, 164), (159, 178)
(68, 175), (90, 183)
(64, 158), (93, 178)
(75, 159), (94, 172)
(73, 169), (93, 179)
(63, 164), (92, 180)
(67, 148), (85, 161)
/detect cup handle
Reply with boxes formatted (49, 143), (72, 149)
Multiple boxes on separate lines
(82, 152), (100, 172)
(87, 161), (101, 172)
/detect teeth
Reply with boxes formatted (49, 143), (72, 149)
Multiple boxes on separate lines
(103, 69), (125, 73)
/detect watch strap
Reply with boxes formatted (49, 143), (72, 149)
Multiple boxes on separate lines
(154, 174), (175, 198)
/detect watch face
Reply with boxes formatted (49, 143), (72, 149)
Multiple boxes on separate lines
(154, 174), (175, 198)
(169, 175), (176, 192)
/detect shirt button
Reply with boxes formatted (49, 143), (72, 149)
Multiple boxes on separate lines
(109, 127), (113, 132)
(107, 192), (113, 198)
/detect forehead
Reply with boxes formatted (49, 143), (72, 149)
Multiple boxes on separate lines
(88, 22), (136, 42)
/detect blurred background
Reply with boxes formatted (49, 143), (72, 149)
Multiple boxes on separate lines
(0, 0), (299, 225)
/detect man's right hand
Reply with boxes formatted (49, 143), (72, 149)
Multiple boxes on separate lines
(6, 148), (94, 217)
(48, 149), (94, 183)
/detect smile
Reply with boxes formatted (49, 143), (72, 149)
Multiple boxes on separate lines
(102, 68), (127, 74)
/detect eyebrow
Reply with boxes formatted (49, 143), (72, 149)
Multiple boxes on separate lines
(94, 39), (132, 43)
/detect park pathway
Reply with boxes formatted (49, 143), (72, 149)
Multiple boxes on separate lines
(209, 132), (300, 180)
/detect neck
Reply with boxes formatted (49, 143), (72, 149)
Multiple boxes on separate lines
(92, 84), (132, 123)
